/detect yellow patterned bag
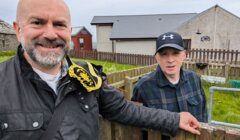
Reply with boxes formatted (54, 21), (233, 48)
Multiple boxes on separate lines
(68, 62), (102, 92)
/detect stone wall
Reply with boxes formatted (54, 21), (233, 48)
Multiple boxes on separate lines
(177, 6), (240, 50)
(0, 33), (19, 51)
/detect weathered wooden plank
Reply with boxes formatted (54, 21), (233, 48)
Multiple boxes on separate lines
(148, 129), (162, 140)
(171, 130), (185, 140)
(196, 126), (212, 140)
(113, 123), (125, 140)
(99, 117), (112, 140)
(213, 129), (225, 140)
(113, 123), (141, 140)
(132, 127), (142, 140)
(124, 76), (133, 100)
(186, 132), (196, 140)
(225, 129), (240, 140)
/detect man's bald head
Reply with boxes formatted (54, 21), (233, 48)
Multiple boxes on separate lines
(16, 0), (71, 24)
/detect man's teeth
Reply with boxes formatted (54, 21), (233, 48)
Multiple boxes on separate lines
(40, 45), (58, 48)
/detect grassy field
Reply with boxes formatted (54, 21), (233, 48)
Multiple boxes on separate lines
(0, 51), (16, 62)
(0, 56), (138, 73)
(71, 58), (138, 73)
(1, 52), (240, 125)
(202, 81), (240, 125)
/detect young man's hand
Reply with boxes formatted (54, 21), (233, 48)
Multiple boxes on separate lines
(179, 112), (201, 135)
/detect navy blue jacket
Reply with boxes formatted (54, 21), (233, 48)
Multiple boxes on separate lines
(132, 66), (208, 122)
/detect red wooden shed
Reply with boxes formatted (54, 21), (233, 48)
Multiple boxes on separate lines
(71, 26), (92, 51)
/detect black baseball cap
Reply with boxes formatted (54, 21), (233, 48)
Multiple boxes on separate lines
(155, 32), (186, 54)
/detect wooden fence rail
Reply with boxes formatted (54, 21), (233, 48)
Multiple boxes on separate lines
(70, 49), (240, 65)
(106, 64), (157, 84)
(105, 61), (240, 85)
(100, 119), (240, 140)
(188, 49), (240, 64)
(99, 75), (240, 140)
(183, 61), (240, 79)
(70, 50), (156, 65)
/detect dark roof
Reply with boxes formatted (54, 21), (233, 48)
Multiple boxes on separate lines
(71, 26), (92, 36)
(0, 20), (15, 34)
(91, 13), (197, 39)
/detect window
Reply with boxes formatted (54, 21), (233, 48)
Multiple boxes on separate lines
(79, 38), (84, 49)
(70, 41), (74, 50)
(79, 38), (84, 43)
(1, 40), (5, 48)
(183, 39), (191, 50)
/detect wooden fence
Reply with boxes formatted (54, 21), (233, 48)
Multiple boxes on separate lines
(70, 49), (240, 65)
(183, 61), (240, 79)
(105, 61), (240, 85)
(99, 117), (240, 140)
(187, 49), (240, 64)
(70, 50), (156, 65)
(106, 64), (157, 84)
(99, 75), (240, 140)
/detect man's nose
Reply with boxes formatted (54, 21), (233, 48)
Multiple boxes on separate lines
(42, 24), (58, 41)
(167, 55), (175, 62)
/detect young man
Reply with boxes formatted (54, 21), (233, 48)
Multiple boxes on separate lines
(132, 32), (207, 139)
(0, 0), (200, 139)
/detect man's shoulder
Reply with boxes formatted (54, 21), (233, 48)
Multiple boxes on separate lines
(135, 71), (156, 87)
(182, 69), (200, 83)
(182, 69), (198, 77)
(0, 57), (16, 71)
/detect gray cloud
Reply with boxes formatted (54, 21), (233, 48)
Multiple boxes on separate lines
(1, 0), (240, 41)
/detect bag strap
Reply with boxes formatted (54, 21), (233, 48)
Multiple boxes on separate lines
(40, 96), (75, 140)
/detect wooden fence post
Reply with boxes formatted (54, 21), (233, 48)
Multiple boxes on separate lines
(213, 129), (226, 140)
(124, 76), (133, 100)
(99, 117), (112, 140)
(171, 130), (185, 140)
(225, 62), (230, 79)
(225, 129), (240, 140)
(148, 129), (162, 140)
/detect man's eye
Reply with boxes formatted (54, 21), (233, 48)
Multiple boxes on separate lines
(55, 23), (66, 27)
(31, 21), (42, 25)
(173, 51), (180, 55)
(159, 52), (167, 56)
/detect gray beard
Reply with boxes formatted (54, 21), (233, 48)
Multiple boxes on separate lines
(21, 37), (69, 68)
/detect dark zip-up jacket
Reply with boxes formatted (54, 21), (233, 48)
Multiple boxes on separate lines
(0, 46), (180, 140)
(132, 66), (208, 122)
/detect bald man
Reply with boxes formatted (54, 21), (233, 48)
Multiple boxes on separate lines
(0, 0), (200, 139)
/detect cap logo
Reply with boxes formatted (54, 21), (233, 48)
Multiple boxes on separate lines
(162, 34), (174, 40)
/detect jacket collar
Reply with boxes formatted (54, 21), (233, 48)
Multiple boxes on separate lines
(17, 45), (36, 79)
(155, 65), (188, 87)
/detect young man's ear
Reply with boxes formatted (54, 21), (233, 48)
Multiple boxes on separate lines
(154, 52), (159, 59)
(154, 53), (161, 63)
(183, 50), (187, 58)
(13, 22), (21, 42)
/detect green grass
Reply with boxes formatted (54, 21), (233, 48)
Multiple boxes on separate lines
(202, 81), (240, 125)
(0, 51), (16, 62)
(0, 50), (16, 56)
(71, 58), (138, 73)
(0, 56), (138, 73)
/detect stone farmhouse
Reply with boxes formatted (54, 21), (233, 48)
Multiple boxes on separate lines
(0, 19), (18, 51)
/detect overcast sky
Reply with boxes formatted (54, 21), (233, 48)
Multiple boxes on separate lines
(1, 0), (240, 41)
